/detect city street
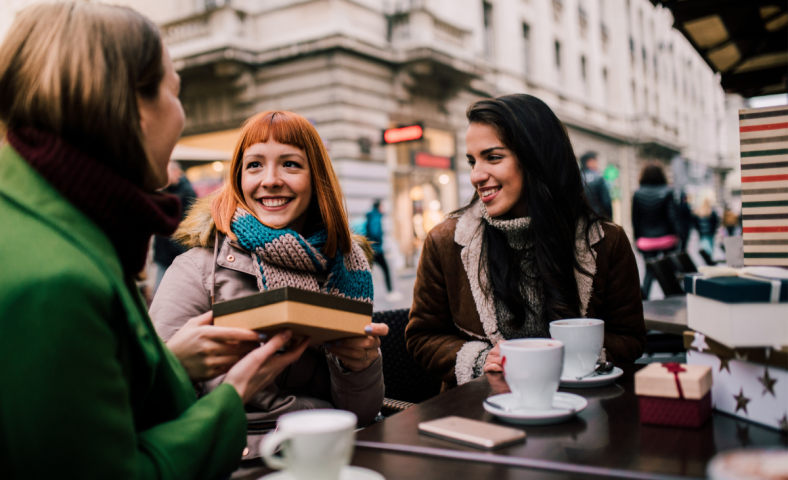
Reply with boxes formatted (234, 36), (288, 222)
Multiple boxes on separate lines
(370, 263), (417, 313)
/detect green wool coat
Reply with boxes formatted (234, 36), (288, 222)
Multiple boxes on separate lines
(0, 145), (247, 479)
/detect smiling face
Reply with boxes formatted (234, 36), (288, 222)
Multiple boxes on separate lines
(240, 140), (313, 233)
(466, 122), (526, 218)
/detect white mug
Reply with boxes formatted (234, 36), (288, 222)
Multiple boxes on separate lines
(549, 319), (604, 378)
(499, 338), (564, 410)
(260, 410), (357, 480)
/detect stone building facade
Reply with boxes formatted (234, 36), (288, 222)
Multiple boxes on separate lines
(0, 0), (735, 267)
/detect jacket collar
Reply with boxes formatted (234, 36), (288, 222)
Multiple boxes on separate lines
(217, 235), (258, 277)
(0, 144), (163, 367)
(453, 200), (606, 343)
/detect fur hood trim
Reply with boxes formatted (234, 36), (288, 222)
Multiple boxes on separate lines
(454, 200), (604, 346)
(172, 195), (216, 249)
(172, 194), (374, 263)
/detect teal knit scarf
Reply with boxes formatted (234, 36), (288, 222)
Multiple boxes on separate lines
(231, 208), (373, 303)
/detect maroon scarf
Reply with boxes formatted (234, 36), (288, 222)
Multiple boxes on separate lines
(7, 128), (181, 275)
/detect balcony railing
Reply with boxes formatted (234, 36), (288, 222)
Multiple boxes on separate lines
(162, 12), (211, 46)
(388, 8), (472, 57)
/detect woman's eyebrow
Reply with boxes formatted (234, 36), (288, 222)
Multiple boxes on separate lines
(480, 146), (506, 155)
(279, 153), (305, 160)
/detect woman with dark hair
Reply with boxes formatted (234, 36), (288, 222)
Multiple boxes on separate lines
(0, 4), (306, 478)
(405, 94), (646, 388)
(632, 162), (681, 298)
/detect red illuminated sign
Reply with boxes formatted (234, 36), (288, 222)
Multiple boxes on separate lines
(413, 152), (452, 169)
(383, 124), (423, 144)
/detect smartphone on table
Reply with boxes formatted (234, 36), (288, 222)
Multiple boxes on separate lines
(418, 416), (526, 450)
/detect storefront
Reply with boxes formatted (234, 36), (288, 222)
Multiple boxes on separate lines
(385, 125), (459, 268)
(170, 129), (236, 197)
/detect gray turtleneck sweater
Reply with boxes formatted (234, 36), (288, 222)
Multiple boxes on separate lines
(472, 207), (549, 377)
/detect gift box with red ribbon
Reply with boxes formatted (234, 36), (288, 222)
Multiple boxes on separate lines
(635, 362), (713, 428)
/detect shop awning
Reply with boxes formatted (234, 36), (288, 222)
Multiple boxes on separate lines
(171, 145), (229, 162)
(171, 129), (239, 162)
(651, 0), (787, 97)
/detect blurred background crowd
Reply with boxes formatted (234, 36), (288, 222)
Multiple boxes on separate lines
(1, 0), (784, 305)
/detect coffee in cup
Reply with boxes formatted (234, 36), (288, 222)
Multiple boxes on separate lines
(499, 338), (564, 410)
(260, 410), (357, 480)
(549, 318), (604, 378)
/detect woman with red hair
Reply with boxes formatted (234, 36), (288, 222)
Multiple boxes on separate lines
(150, 111), (386, 451)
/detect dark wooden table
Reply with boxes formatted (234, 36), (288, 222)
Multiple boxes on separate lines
(232, 364), (787, 480)
(643, 297), (688, 335)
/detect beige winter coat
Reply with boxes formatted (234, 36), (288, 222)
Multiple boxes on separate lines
(149, 197), (384, 434)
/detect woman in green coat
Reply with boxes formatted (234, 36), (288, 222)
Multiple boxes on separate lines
(0, 3), (308, 479)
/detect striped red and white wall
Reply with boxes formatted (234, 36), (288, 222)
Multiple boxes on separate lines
(739, 105), (788, 266)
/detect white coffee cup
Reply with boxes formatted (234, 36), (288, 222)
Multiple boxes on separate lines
(549, 318), (604, 378)
(499, 338), (564, 410)
(260, 410), (357, 480)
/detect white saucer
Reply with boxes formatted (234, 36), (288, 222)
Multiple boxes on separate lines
(559, 366), (624, 389)
(259, 466), (385, 480)
(483, 392), (588, 425)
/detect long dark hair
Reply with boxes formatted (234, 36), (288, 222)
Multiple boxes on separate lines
(462, 94), (602, 326)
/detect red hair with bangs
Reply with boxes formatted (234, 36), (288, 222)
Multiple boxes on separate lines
(212, 111), (351, 257)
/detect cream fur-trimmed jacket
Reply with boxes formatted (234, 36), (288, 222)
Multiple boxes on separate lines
(405, 201), (647, 390)
(149, 197), (384, 435)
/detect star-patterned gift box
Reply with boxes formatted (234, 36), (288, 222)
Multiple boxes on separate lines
(635, 363), (713, 428)
(684, 331), (788, 432)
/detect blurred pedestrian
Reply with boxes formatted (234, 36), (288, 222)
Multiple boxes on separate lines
(693, 198), (719, 257)
(676, 192), (692, 252)
(153, 160), (196, 290)
(631, 163), (680, 298)
(580, 151), (613, 219)
(0, 4), (307, 479)
(366, 200), (402, 301)
(722, 207), (739, 236)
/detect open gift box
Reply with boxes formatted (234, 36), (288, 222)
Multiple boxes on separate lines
(635, 363), (713, 428)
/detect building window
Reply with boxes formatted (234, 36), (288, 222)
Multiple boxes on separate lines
(523, 23), (531, 76)
(642, 47), (647, 73)
(629, 37), (635, 64)
(483, 1), (494, 59)
(631, 80), (637, 111)
(581, 55), (587, 83)
(555, 40), (562, 82)
(654, 54), (658, 79)
(602, 67), (609, 103)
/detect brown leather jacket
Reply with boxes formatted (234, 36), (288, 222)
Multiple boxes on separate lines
(406, 206), (646, 390)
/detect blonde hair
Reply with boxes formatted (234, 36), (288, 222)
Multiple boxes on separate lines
(0, 2), (164, 188)
(695, 198), (713, 217)
(212, 111), (352, 257)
